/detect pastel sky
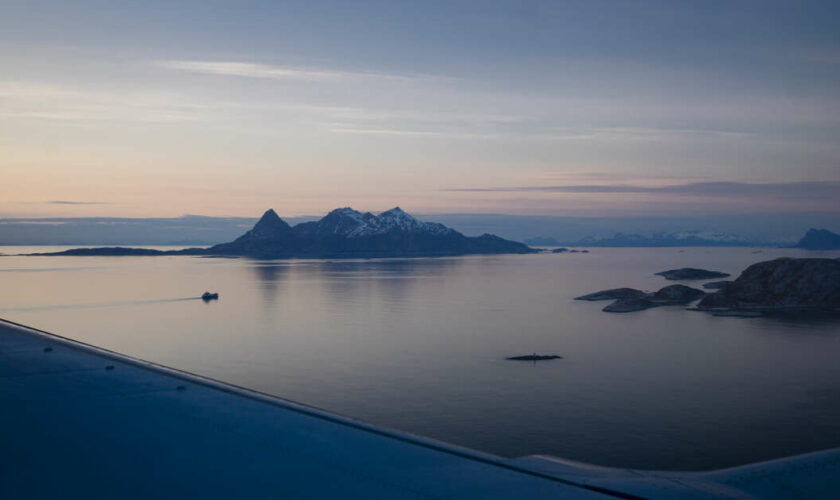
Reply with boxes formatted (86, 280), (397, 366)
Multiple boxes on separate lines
(2, 0), (839, 218)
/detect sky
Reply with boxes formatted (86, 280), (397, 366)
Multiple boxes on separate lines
(2, 0), (839, 218)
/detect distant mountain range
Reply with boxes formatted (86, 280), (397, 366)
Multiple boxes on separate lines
(795, 228), (840, 250)
(526, 228), (840, 249)
(526, 231), (760, 247)
(4, 213), (838, 246)
(34, 207), (535, 259)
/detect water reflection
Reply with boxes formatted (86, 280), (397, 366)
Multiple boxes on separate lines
(249, 261), (291, 304)
(753, 311), (840, 334)
(339, 259), (455, 302)
(265, 258), (465, 312)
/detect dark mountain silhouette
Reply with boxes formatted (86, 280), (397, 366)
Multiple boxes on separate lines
(796, 228), (840, 250)
(209, 209), (297, 258)
(32, 207), (535, 259)
(698, 258), (840, 312)
(655, 268), (730, 280)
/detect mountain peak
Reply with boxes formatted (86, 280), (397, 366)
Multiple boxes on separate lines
(319, 207), (374, 235)
(379, 206), (415, 222)
(67, 206), (535, 258)
(259, 208), (280, 221)
(376, 206), (423, 230)
(329, 206), (359, 215)
(796, 228), (840, 250)
(251, 208), (291, 237)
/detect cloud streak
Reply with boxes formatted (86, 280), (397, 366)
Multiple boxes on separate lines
(157, 60), (417, 82)
(47, 201), (110, 205)
(327, 127), (443, 136)
(0, 81), (207, 123)
(445, 181), (840, 201)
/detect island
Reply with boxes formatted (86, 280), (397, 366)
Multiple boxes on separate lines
(506, 354), (563, 361)
(575, 288), (649, 301)
(29, 207), (536, 259)
(603, 285), (706, 313)
(795, 228), (840, 250)
(655, 268), (730, 280)
(576, 284), (706, 313)
(696, 257), (840, 314)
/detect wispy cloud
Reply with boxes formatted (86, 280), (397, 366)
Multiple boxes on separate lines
(446, 181), (840, 201)
(327, 127), (443, 136)
(591, 127), (754, 138)
(323, 122), (754, 141)
(0, 81), (206, 123)
(157, 60), (418, 82)
(47, 201), (110, 205)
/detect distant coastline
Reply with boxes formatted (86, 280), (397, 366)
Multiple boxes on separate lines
(526, 233), (775, 248)
(27, 207), (536, 259)
(3, 213), (837, 247)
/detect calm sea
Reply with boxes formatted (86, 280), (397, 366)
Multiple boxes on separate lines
(2, 245), (839, 470)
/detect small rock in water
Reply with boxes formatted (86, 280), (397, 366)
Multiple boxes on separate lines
(655, 268), (730, 280)
(506, 354), (563, 361)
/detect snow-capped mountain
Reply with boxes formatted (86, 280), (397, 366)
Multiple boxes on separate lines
(669, 231), (747, 243)
(40, 207), (535, 258)
(207, 207), (533, 258)
(314, 207), (455, 238)
(569, 231), (756, 247)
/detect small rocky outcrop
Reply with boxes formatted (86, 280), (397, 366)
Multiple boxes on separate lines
(576, 284), (706, 313)
(551, 247), (569, 253)
(506, 354), (563, 361)
(703, 280), (732, 290)
(651, 284), (706, 303)
(600, 285), (706, 313)
(697, 258), (840, 312)
(575, 288), (648, 301)
(603, 297), (657, 313)
(655, 268), (730, 280)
